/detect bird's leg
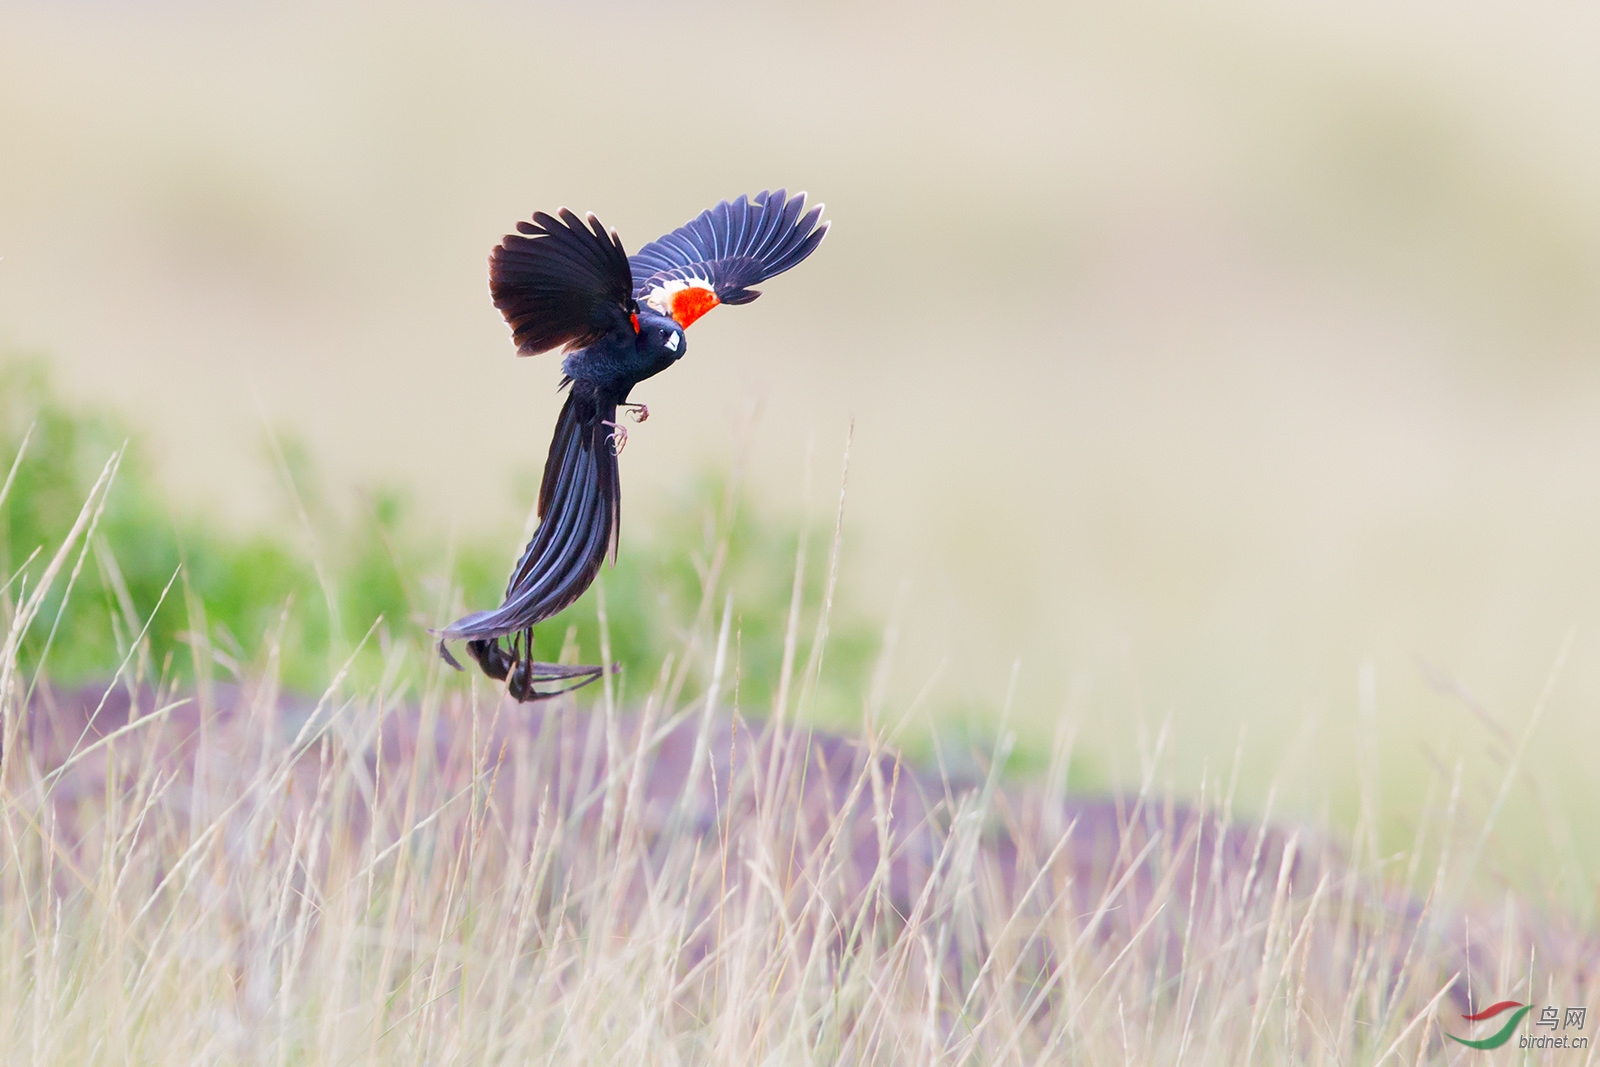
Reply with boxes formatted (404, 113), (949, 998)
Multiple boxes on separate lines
(504, 628), (534, 701)
(601, 420), (628, 455)
(620, 402), (649, 423)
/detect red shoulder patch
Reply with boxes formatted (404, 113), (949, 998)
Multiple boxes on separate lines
(669, 287), (720, 328)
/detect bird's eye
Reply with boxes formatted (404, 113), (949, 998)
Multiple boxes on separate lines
(665, 332), (681, 352)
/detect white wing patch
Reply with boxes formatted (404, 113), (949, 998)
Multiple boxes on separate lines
(643, 277), (716, 316)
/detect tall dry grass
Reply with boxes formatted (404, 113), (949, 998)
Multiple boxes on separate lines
(0, 441), (1592, 1065)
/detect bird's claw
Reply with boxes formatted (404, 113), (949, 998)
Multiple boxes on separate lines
(601, 419), (627, 454)
(461, 633), (609, 702)
(621, 403), (649, 423)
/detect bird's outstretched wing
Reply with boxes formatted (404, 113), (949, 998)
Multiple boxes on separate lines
(491, 209), (637, 354)
(630, 190), (828, 328)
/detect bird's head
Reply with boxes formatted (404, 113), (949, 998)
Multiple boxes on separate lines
(631, 310), (687, 369)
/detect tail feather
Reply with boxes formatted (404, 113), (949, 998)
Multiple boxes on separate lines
(438, 389), (620, 644)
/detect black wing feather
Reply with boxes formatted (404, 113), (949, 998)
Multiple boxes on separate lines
(490, 209), (636, 355)
(629, 189), (829, 307)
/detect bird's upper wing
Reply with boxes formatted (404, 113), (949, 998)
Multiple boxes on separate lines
(629, 190), (828, 328)
(490, 209), (637, 355)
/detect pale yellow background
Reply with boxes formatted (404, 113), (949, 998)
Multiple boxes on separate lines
(3, 1), (1599, 876)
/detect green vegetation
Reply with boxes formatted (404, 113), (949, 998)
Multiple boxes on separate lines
(0, 358), (877, 717)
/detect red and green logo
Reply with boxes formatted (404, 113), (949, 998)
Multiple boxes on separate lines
(1448, 1001), (1532, 1049)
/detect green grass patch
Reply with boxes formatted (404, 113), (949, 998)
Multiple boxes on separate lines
(0, 357), (879, 718)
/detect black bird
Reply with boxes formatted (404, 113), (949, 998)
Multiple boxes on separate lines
(438, 190), (829, 700)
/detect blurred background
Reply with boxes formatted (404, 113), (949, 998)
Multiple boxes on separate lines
(3, 1), (1599, 890)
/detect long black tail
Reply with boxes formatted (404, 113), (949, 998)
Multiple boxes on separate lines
(437, 389), (619, 699)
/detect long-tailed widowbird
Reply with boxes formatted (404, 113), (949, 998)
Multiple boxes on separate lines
(437, 190), (829, 700)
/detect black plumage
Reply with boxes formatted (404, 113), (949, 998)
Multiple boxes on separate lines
(492, 209), (636, 356)
(438, 191), (828, 701)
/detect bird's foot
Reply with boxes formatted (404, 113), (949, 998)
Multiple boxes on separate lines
(601, 420), (628, 454)
(448, 631), (610, 702)
(620, 402), (649, 423)
(508, 659), (613, 702)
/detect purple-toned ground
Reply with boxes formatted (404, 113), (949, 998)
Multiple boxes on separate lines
(12, 681), (1594, 1021)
